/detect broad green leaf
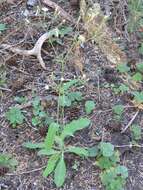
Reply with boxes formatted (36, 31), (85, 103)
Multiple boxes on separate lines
(59, 95), (71, 107)
(85, 100), (96, 114)
(66, 146), (88, 157)
(62, 79), (79, 91)
(100, 168), (117, 185)
(23, 142), (44, 149)
(44, 123), (59, 150)
(43, 153), (60, 177)
(0, 154), (11, 164)
(112, 105), (124, 115)
(100, 142), (114, 157)
(133, 91), (143, 103)
(88, 146), (99, 157)
(108, 178), (125, 190)
(115, 165), (128, 178)
(97, 157), (114, 169)
(38, 149), (59, 156)
(68, 91), (82, 101)
(0, 23), (6, 31)
(61, 118), (90, 140)
(32, 117), (40, 126)
(32, 97), (40, 107)
(59, 26), (73, 37)
(14, 96), (27, 104)
(130, 124), (141, 140)
(38, 111), (46, 117)
(117, 64), (130, 73)
(110, 151), (120, 164)
(0, 153), (18, 170)
(8, 158), (18, 167)
(119, 84), (129, 93)
(6, 107), (25, 127)
(55, 136), (64, 149)
(54, 154), (66, 187)
(137, 63), (143, 72)
(132, 72), (142, 81)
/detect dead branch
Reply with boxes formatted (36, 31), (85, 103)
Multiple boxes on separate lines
(1, 28), (59, 69)
(121, 110), (139, 133)
(41, 0), (76, 23)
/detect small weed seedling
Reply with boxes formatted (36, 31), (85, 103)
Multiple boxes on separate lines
(88, 142), (128, 190)
(14, 96), (28, 104)
(112, 104), (124, 121)
(32, 97), (46, 126)
(136, 63), (143, 73)
(31, 97), (53, 127)
(85, 100), (96, 115)
(23, 118), (90, 187)
(0, 153), (18, 171)
(118, 84), (130, 94)
(0, 23), (6, 32)
(117, 63), (130, 73)
(6, 107), (25, 128)
(130, 124), (142, 141)
(132, 91), (143, 104)
(57, 79), (83, 107)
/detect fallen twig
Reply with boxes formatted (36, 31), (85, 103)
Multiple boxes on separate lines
(6, 165), (46, 176)
(121, 110), (139, 133)
(0, 87), (12, 92)
(115, 143), (143, 148)
(41, 0), (76, 23)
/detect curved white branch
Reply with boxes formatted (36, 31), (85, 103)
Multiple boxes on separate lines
(1, 28), (59, 69)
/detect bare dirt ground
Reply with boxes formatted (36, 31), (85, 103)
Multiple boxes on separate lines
(0, 0), (143, 189)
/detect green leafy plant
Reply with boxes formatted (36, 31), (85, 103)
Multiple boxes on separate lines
(137, 63), (143, 73)
(89, 142), (128, 190)
(0, 23), (6, 32)
(31, 97), (52, 127)
(118, 84), (130, 94)
(14, 96), (28, 104)
(132, 91), (143, 104)
(117, 64), (130, 73)
(130, 124), (141, 141)
(100, 165), (128, 190)
(0, 153), (18, 170)
(58, 26), (73, 38)
(48, 26), (73, 45)
(132, 72), (142, 81)
(5, 107), (25, 127)
(112, 104), (124, 121)
(23, 118), (90, 187)
(58, 79), (83, 107)
(85, 100), (96, 114)
(100, 142), (114, 157)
